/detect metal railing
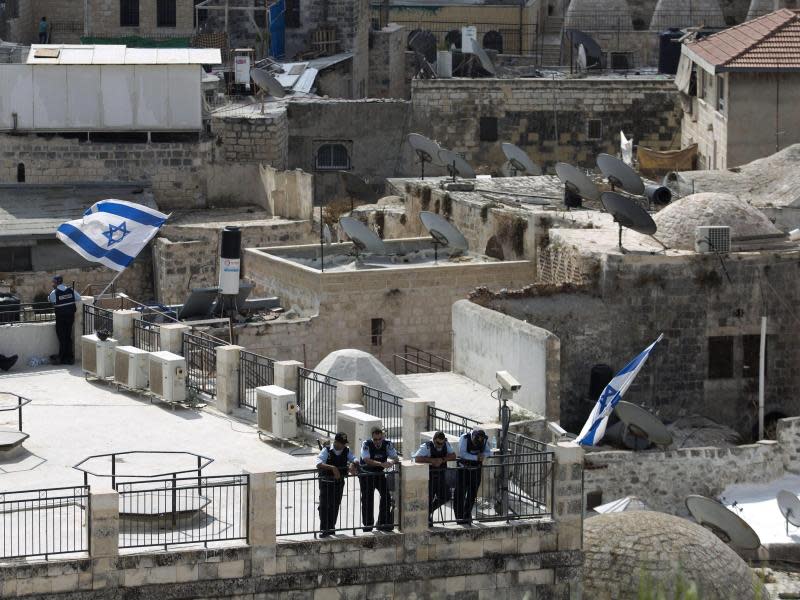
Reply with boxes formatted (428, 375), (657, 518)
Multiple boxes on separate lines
(83, 304), (114, 335)
(182, 331), (224, 397)
(239, 350), (275, 411)
(393, 345), (451, 375)
(0, 486), (90, 560)
(117, 474), (248, 550)
(432, 452), (554, 525)
(132, 319), (161, 352)
(276, 466), (401, 538)
(507, 431), (548, 454)
(297, 368), (340, 436)
(0, 392), (31, 432)
(427, 406), (480, 438)
(0, 301), (57, 323)
(362, 386), (403, 454)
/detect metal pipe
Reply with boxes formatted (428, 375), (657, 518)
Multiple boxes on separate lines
(758, 316), (767, 439)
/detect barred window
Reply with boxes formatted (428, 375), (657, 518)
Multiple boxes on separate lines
(587, 119), (603, 140)
(316, 143), (350, 170)
(157, 0), (177, 27)
(120, 0), (139, 27)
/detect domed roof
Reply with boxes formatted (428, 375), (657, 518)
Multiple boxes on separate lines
(653, 192), (781, 250)
(650, 0), (725, 30)
(313, 349), (414, 398)
(566, 0), (632, 30)
(584, 511), (769, 599)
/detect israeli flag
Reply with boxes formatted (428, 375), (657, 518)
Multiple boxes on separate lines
(56, 200), (168, 272)
(577, 334), (664, 447)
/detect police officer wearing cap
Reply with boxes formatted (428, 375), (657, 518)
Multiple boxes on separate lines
(413, 431), (456, 527)
(359, 426), (398, 532)
(48, 275), (80, 365)
(454, 428), (492, 524)
(316, 432), (357, 537)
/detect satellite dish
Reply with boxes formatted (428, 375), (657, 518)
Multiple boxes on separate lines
(597, 153), (645, 196)
(601, 191), (658, 251)
(407, 133), (442, 179)
(614, 400), (672, 447)
(501, 143), (542, 176)
(555, 162), (599, 208)
(408, 29), (437, 64)
(438, 148), (476, 180)
(465, 38), (496, 76)
(685, 495), (761, 550)
(250, 67), (285, 99)
(777, 490), (800, 534)
(339, 216), (386, 256)
(420, 211), (468, 251)
(577, 44), (587, 71)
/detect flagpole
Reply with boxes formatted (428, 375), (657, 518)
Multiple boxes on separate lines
(96, 269), (126, 300)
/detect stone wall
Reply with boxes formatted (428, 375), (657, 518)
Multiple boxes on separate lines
(368, 24), (407, 99)
(86, 0), (195, 37)
(210, 110), (289, 170)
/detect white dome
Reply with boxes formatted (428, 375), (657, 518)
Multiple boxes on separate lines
(313, 349), (414, 398)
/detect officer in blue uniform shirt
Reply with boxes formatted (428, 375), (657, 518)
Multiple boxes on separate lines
(454, 428), (492, 524)
(359, 426), (398, 532)
(316, 432), (357, 537)
(413, 430), (456, 527)
(48, 276), (80, 365)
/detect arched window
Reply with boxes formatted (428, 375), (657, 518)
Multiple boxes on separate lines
(316, 143), (350, 170)
(16, 163), (25, 183)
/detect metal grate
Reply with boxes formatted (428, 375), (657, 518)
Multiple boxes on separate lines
(0, 302), (56, 324)
(83, 304), (114, 335)
(362, 386), (403, 454)
(239, 350), (275, 410)
(133, 319), (161, 352)
(182, 331), (224, 397)
(297, 368), (340, 436)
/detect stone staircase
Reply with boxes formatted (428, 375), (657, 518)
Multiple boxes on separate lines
(539, 16), (564, 67)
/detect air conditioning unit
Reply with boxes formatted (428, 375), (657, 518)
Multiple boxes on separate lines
(114, 346), (150, 390)
(695, 226), (730, 253)
(337, 409), (382, 450)
(149, 351), (186, 404)
(81, 334), (118, 379)
(257, 385), (299, 439)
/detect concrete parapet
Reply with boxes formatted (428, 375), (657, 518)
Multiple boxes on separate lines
(553, 441), (584, 552)
(274, 360), (303, 391)
(336, 380), (365, 409)
(402, 397), (433, 452)
(399, 460), (429, 534)
(112, 310), (138, 346)
(216, 345), (243, 414)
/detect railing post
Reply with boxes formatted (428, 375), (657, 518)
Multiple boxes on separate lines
(552, 441), (584, 552)
(89, 486), (120, 590)
(75, 295), (94, 365)
(402, 397), (433, 452)
(399, 460), (429, 533)
(336, 380), (365, 411)
(216, 345), (243, 414)
(273, 360), (303, 391)
(248, 471), (277, 576)
(158, 323), (191, 355)
(111, 309), (138, 346)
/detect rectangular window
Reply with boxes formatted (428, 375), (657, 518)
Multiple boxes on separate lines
(479, 117), (498, 142)
(0, 246), (32, 271)
(285, 0), (301, 28)
(587, 118), (603, 140)
(120, 0), (140, 27)
(708, 336), (734, 379)
(371, 318), (384, 346)
(742, 334), (767, 379)
(716, 75), (725, 113)
(157, 0), (177, 27)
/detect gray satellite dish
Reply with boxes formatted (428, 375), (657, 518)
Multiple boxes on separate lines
(685, 495), (761, 550)
(614, 400), (672, 448)
(339, 216), (386, 256)
(438, 148), (476, 180)
(178, 287), (220, 320)
(501, 143), (542, 176)
(323, 224), (332, 245)
(597, 153), (645, 196)
(465, 37), (496, 76)
(420, 211), (469, 251)
(407, 133), (442, 179)
(250, 67), (285, 99)
(555, 162), (599, 208)
(601, 191), (658, 251)
(777, 490), (800, 534)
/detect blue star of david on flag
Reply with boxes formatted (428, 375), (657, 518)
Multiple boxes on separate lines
(102, 221), (130, 247)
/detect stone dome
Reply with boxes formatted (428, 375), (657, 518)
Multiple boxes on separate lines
(584, 511), (769, 600)
(650, 0), (726, 30)
(653, 192), (781, 250)
(313, 349), (414, 398)
(566, 0), (633, 30)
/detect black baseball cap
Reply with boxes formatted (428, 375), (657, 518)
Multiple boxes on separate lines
(334, 432), (348, 444)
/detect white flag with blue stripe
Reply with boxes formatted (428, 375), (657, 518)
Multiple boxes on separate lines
(56, 200), (168, 272)
(577, 334), (664, 447)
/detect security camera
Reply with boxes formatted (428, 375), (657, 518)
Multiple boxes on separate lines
(496, 370), (521, 392)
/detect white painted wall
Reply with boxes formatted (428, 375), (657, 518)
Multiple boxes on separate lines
(0, 322), (59, 369)
(452, 299), (557, 418)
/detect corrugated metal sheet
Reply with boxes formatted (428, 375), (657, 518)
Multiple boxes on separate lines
(27, 45), (221, 65)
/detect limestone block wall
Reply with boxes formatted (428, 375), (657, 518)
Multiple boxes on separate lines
(86, 0), (195, 37)
(210, 111), (289, 170)
(368, 24), (407, 100)
(244, 248), (323, 315)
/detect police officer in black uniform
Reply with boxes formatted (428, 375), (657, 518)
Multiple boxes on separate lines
(48, 276), (80, 365)
(316, 432), (357, 537)
(413, 431), (456, 527)
(454, 428), (492, 525)
(359, 426), (398, 532)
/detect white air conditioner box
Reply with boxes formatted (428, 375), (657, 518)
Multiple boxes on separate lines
(337, 409), (382, 450)
(114, 346), (150, 390)
(81, 334), (118, 379)
(256, 385), (298, 439)
(149, 351), (186, 403)
(695, 226), (730, 253)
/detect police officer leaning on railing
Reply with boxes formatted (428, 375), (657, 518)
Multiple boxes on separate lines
(316, 432), (358, 538)
(359, 426), (398, 532)
(413, 430), (456, 527)
(454, 428), (493, 525)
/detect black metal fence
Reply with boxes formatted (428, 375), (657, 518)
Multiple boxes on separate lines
(427, 406), (480, 438)
(0, 392), (31, 432)
(133, 319), (161, 352)
(83, 304), (114, 335)
(239, 350), (275, 411)
(507, 431), (548, 454)
(297, 368), (340, 436)
(393, 345), (451, 375)
(276, 467), (401, 538)
(362, 386), (403, 454)
(0, 485), (90, 560)
(0, 301), (57, 324)
(183, 331), (224, 397)
(432, 452), (554, 525)
(117, 474), (248, 550)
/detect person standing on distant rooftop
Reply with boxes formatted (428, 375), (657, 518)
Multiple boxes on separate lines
(38, 17), (48, 43)
(48, 275), (80, 365)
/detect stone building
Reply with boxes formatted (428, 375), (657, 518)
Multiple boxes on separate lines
(678, 9), (800, 169)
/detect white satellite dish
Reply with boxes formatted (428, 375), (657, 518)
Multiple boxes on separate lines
(685, 495), (761, 550)
(250, 67), (286, 98)
(777, 490), (800, 534)
(419, 211), (468, 262)
(466, 37), (496, 76)
(339, 217), (386, 256)
(614, 400), (672, 448)
(438, 148), (476, 180)
(501, 142), (542, 176)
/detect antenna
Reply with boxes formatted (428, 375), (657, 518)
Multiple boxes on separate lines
(555, 162), (599, 208)
(464, 37), (496, 76)
(407, 133), (442, 180)
(437, 148), (476, 181)
(685, 495), (761, 550)
(777, 490), (800, 536)
(613, 400), (672, 449)
(600, 191), (658, 252)
(339, 216), (386, 265)
(250, 67), (285, 114)
(501, 143), (542, 176)
(597, 153), (645, 196)
(419, 210), (468, 263)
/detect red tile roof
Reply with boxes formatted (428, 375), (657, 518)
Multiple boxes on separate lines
(685, 9), (800, 71)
